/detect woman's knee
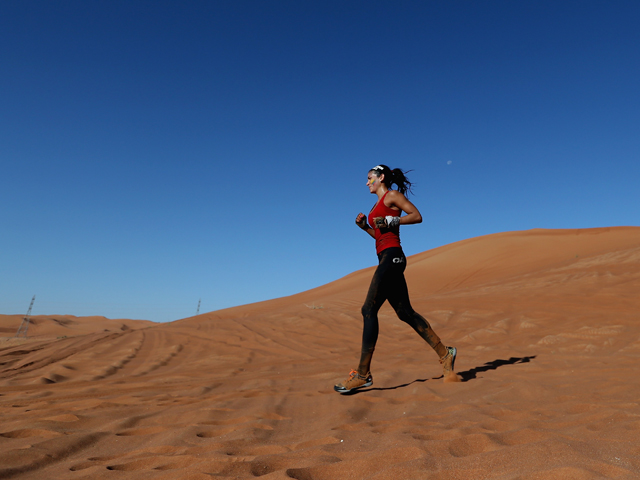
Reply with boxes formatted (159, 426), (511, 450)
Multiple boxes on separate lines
(361, 300), (378, 319)
(392, 302), (413, 321)
(396, 308), (429, 329)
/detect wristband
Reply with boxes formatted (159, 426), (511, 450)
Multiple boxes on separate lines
(385, 216), (400, 228)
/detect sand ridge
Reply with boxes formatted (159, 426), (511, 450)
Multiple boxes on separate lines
(1, 227), (640, 479)
(0, 314), (154, 339)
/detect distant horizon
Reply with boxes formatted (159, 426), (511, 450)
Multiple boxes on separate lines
(4, 224), (638, 322)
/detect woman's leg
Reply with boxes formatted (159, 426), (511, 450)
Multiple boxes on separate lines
(386, 253), (448, 358)
(357, 254), (394, 375)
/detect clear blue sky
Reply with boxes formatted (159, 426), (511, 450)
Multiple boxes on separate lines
(2, 1), (638, 322)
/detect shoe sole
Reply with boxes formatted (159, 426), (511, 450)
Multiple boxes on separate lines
(333, 379), (373, 394)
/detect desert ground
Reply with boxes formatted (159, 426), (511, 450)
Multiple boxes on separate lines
(2, 227), (640, 479)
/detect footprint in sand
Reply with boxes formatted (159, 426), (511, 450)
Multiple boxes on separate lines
(448, 433), (501, 457)
(75, 445), (183, 473)
(196, 427), (236, 437)
(39, 372), (68, 384)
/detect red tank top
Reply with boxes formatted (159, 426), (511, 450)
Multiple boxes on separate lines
(368, 191), (401, 254)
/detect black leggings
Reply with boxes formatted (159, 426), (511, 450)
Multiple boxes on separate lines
(358, 247), (446, 374)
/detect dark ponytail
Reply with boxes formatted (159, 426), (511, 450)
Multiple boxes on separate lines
(369, 164), (414, 196)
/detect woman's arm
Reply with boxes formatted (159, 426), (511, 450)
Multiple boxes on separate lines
(385, 190), (422, 225)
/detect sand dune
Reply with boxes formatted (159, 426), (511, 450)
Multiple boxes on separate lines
(1, 227), (640, 479)
(0, 314), (154, 339)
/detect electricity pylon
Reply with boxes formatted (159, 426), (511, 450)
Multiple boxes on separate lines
(15, 295), (36, 338)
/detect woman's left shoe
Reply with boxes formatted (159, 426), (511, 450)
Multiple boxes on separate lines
(334, 369), (373, 393)
(440, 346), (457, 376)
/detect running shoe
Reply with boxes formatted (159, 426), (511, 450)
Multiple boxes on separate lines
(334, 369), (373, 393)
(440, 346), (457, 376)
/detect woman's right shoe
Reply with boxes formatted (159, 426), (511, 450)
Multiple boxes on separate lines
(334, 369), (373, 393)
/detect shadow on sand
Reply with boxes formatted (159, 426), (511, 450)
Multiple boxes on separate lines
(457, 356), (536, 382)
(340, 356), (536, 395)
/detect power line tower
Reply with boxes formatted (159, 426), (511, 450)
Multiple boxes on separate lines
(15, 295), (36, 338)
(196, 298), (201, 315)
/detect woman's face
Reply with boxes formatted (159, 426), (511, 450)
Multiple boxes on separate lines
(367, 171), (382, 193)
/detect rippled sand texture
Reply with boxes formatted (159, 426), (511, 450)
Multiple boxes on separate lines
(2, 227), (640, 479)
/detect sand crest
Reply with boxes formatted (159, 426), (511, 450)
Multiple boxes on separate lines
(1, 227), (640, 479)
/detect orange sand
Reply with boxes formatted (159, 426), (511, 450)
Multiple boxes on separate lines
(1, 227), (640, 479)
(0, 314), (154, 339)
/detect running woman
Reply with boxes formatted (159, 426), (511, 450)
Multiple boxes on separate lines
(334, 165), (457, 394)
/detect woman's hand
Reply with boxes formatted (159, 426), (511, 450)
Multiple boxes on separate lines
(356, 213), (375, 238)
(373, 216), (387, 229)
(355, 213), (369, 230)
